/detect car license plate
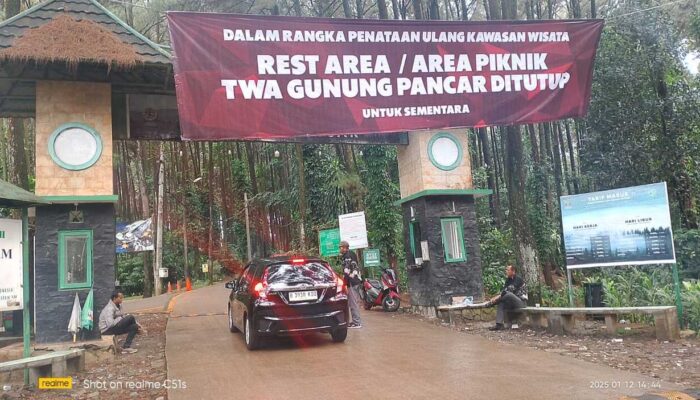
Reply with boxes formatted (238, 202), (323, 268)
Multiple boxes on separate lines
(288, 290), (317, 302)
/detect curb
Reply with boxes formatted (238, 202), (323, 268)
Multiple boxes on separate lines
(166, 291), (186, 313)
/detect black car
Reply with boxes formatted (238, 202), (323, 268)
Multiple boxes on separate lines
(226, 256), (349, 350)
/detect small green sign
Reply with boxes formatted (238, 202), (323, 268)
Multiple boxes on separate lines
(364, 249), (381, 267)
(319, 228), (341, 257)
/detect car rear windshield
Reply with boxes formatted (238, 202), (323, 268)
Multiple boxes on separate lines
(265, 262), (336, 286)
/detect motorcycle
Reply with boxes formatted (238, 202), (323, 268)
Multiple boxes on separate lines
(361, 268), (401, 312)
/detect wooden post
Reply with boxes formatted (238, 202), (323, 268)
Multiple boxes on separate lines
(604, 314), (617, 335)
(671, 263), (684, 328)
(244, 193), (252, 262)
(547, 313), (564, 335)
(153, 144), (165, 296)
(561, 314), (576, 333)
(183, 203), (189, 285)
(22, 208), (30, 386)
(654, 309), (680, 341)
(566, 268), (574, 307)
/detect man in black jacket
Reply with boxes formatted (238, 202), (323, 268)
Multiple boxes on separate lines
(340, 240), (363, 329)
(488, 265), (528, 331)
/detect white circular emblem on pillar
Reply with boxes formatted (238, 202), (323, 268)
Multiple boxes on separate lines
(48, 123), (103, 171)
(428, 132), (462, 171)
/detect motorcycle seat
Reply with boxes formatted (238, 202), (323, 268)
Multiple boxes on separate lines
(367, 279), (382, 289)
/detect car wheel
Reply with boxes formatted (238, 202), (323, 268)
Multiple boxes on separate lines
(382, 295), (400, 312)
(228, 304), (239, 333)
(331, 327), (348, 343)
(244, 313), (260, 350)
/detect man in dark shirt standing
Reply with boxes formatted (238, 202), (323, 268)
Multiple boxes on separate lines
(340, 240), (363, 329)
(488, 265), (528, 331)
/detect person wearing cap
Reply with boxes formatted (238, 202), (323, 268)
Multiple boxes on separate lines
(339, 240), (363, 329)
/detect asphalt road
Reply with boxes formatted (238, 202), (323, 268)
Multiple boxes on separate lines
(165, 284), (678, 400)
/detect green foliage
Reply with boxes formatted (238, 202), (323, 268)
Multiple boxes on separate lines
(535, 284), (582, 307)
(116, 254), (145, 297)
(526, 167), (562, 268)
(590, 266), (700, 329)
(584, 7), (700, 228)
(675, 229), (700, 280)
(360, 146), (403, 266)
(690, 11), (700, 48)
(304, 144), (350, 226)
(681, 281), (700, 331)
(479, 227), (515, 295)
(162, 231), (185, 278)
(598, 268), (675, 311)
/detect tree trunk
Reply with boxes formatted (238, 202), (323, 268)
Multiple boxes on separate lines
(244, 143), (258, 194)
(412, 0), (424, 19)
(342, 0), (353, 18)
(296, 144), (307, 250)
(6, 119), (28, 191)
(356, 0), (363, 18)
(487, 0), (500, 19)
(528, 124), (540, 163)
(501, 0), (540, 287)
(504, 125), (540, 286)
(428, 0), (440, 19)
(545, 123), (563, 201)
(538, 124), (553, 216)
(377, 0), (390, 19)
(153, 143), (165, 296)
(4, 0), (28, 196)
(570, 0), (581, 18)
(208, 142), (214, 284)
(556, 123), (572, 195)
(478, 128), (501, 225)
(564, 120), (579, 193)
(292, 0), (302, 16)
(391, 0), (401, 19)
(133, 142), (153, 297)
(525, 0), (533, 19)
(490, 128), (504, 222)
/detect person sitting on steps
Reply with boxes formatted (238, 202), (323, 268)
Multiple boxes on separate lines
(488, 265), (528, 331)
(99, 290), (145, 354)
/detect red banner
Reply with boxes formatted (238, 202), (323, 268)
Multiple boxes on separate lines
(167, 13), (603, 140)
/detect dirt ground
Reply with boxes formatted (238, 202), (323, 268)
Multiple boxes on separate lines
(8, 313), (168, 400)
(398, 310), (700, 389)
(5, 302), (698, 399)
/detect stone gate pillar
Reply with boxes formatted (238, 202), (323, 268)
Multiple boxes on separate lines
(34, 81), (116, 343)
(396, 129), (490, 310)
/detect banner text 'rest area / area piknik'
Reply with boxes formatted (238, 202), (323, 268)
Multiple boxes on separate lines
(218, 28), (573, 120)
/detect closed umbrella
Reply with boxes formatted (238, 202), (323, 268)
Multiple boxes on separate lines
(81, 289), (94, 331)
(68, 293), (81, 342)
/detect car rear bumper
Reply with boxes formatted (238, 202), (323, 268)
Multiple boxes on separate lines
(253, 306), (348, 336)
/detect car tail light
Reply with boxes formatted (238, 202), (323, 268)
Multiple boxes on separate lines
(336, 276), (345, 293)
(291, 258), (305, 265)
(253, 281), (267, 299)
